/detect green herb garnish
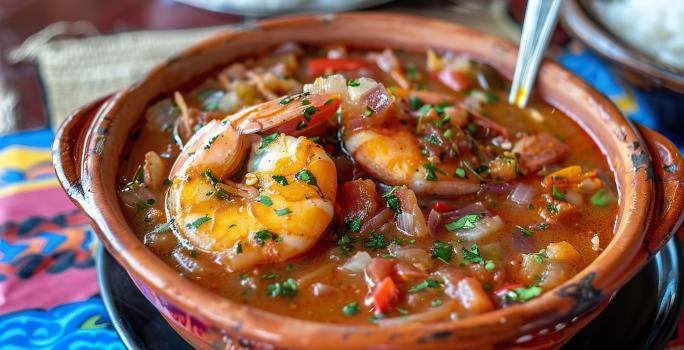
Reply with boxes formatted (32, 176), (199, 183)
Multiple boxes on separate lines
(516, 225), (533, 236)
(590, 188), (613, 206)
(363, 232), (389, 251)
(260, 132), (280, 149)
(431, 241), (453, 263)
(445, 213), (483, 231)
(272, 175), (288, 186)
(274, 208), (291, 216)
(186, 215), (211, 229)
(342, 301), (360, 316)
(344, 216), (362, 233)
(461, 244), (485, 265)
(258, 195), (273, 207)
(408, 278), (441, 293)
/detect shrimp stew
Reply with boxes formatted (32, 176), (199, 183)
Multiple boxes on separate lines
(118, 43), (618, 324)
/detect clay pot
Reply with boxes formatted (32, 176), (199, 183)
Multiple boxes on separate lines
(53, 13), (684, 349)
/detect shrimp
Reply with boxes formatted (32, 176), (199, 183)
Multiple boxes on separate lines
(305, 74), (480, 196)
(167, 94), (340, 271)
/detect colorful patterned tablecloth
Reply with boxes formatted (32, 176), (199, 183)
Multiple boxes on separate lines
(0, 46), (682, 349)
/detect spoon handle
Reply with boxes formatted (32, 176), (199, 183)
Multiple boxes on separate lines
(508, 0), (563, 108)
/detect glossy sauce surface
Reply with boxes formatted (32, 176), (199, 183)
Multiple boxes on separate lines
(119, 44), (618, 324)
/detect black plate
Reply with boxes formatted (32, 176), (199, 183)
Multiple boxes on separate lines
(97, 238), (683, 350)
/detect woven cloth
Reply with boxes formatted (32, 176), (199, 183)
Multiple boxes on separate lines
(8, 25), (228, 129)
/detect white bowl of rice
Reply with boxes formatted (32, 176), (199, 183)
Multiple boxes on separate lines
(560, 0), (684, 93)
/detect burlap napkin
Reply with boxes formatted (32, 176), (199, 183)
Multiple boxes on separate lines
(9, 24), (229, 128)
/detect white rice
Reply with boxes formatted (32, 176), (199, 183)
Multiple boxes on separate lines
(590, 0), (684, 71)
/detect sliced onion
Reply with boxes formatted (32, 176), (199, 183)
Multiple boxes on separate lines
(482, 182), (513, 194)
(564, 189), (583, 206)
(455, 215), (504, 241)
(347, 77), (380, 103)
(427, 209), (442, 235)
(303, 74), (348, 97)
(359, 208), (393, 236)
(339, 251), (372, 274)
(145, 99), (177, 132)
(508, 183), (536, 205)
(119, 186), (156, 208)
(388, 243), (432, 271)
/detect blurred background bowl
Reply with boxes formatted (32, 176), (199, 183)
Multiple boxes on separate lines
(559, 0), (684, 94)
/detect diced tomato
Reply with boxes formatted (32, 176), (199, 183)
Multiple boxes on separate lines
(307, 58), (369, 77)
(335, 179), (379, 226)
(366, 257), (395, 284)
(437, 69), (472, 92)
(430, 201), (457, 213)
(371, 276), (400, 314)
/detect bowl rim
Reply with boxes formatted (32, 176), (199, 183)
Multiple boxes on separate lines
(559, 0), (684, 93)
(62, 12), (658, 347)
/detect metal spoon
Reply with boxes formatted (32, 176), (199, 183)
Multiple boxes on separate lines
(508, 0), (563, 108)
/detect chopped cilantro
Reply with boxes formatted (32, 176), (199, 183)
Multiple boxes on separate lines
(295, 169), (317, 186)
(363, 106), (373, 118)
(344, 216), (362, 233)
(431, 241), (453, 263)
(546, 202), (559, 214)
(215, 188), (231, 200)
(539, 223), (548, 231)
(151, 220), (173, 234)
(324, 98), (334, 105)
(201, 170), (219, 186)
(461, 244), (485, 265)
(279, 96), (293, 105)
(186, 215), (211, 229)
(272, 175), (288, 186)
(484, 260), (496, 271)
(466, 122), (477, 134)
(531, 249), (547, 264)
(528, 203), (535, 210)
(406, 62), (417, 80)
(258, 195), (273, 207)
(417, 104), (432, 117)
(409, 96), (421, 110)
(266, 278), (298, 297)
(163, 178), (173, 186)
(382, 186), (402, 214)
(286, 263), (295, 271)
(262, 273), (280, 280)
(552, 185), (565, 201)
(274, 208), (291, 216)
(337, 234), (355, 254)
(453, 167), (467, 179)
(348, 78), (360, 87)
(431, 298), (442, 307)
(303, 106), (318, 121)
(363, 232), (389, 251)
(408, 278), (441, 293)
(203, 134), (219, 150)
(342, 301), (360, 316)
(443, 129), (453, 139)
(503, 286), (542, 303)
(423, 162), (445, 181)
(260, 132), (280, 149)
(590, 188), (613, 206)
(424, 134), (440, 145)
(189, 250), (199, 258)
(395, 307), (409, 315)
(301, 99), (311, 105)
(516, 225), (533, 236)
(254, 230), (274, 246)
(462, 161), (482, 181)
(296, 120), (307, 130)
(236, 241), (243, 254)
(445, 213), (483, 231)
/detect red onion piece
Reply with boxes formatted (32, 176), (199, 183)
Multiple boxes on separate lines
(441, 202), (489, 222)
(508, 183), (536, 205)
(427, 209), (442, 235)
(359, 208), (393, 236)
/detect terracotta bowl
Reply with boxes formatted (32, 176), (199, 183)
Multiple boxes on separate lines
(53, 13), (684, 349)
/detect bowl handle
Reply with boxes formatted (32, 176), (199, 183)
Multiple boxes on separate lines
(637, 124), (684, 253)
(52, 96), (111, 209)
